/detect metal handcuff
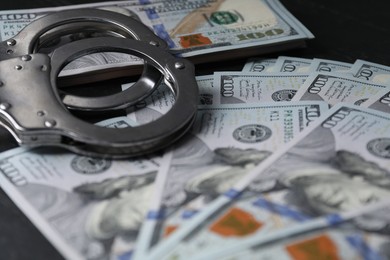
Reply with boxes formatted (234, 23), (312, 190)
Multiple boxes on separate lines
(0, 9), (199, 158)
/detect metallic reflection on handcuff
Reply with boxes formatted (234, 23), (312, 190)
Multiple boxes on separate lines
(0, 9), (199, 158)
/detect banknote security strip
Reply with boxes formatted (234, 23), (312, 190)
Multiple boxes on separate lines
(0, 9), (199, 158)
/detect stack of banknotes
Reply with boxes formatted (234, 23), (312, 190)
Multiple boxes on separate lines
(0, 0), (314, 80)
(1, 55), (390, 260)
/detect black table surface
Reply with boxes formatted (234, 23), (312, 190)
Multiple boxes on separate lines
(0, 0), (389, 259)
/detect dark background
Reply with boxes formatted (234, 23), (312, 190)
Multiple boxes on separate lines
(0, 0), (389, 259)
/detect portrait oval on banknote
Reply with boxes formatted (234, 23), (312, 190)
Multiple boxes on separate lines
(71, 156), (112, 174)
(233, 124), (272, 143)
(367, 138), (390, 159)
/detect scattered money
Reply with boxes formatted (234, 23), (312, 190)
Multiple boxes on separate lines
(134, 101), (328, 259)
(1, 1), (390, 257)
(148, 103), (390, 259)
(136, 57), (390, 259)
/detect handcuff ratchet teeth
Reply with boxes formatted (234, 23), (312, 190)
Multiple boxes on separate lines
(0, 9), (199, 158)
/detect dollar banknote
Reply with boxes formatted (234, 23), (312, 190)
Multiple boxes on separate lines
(272, 56), (312, 73)
(165, 190), (390, 259)
(291, 72), (390, 106)
(0, 0), (313, 78)
(241, 58), (276, 72)
(0, 145), (166, 260)
(308, 58), (352, 73)
(0, 115), (174, 260)
(350, 59), (390, 84)
(146, 103), (390, 259)
(213, 72), (309, 104)
(133, 101), (328, 259)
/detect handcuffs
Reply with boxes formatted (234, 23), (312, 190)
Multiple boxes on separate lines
(0, 9), (199, 158)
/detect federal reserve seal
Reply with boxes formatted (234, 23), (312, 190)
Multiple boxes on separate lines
(71, 156), (112, 174)
(271, 89), (297, 101)
(367, 138), (390, 159)
(233, 124), (272, 143)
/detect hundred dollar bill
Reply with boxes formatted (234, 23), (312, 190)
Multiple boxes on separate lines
(0, 116), (169, 260)
(272, 56), (312, 73)
(146, 103), (390, 259)
(291, 72), (390, 106)
(0, 0), (313, 78)
(133, 101), (328, 259)
(350, 59), (390, 84)
(213, 72), (309, 104)
(166, 190), (390, 259)
(308, 58), (352, 73)
(242, 58), (276, 72)
(0, 145), (165, 260)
